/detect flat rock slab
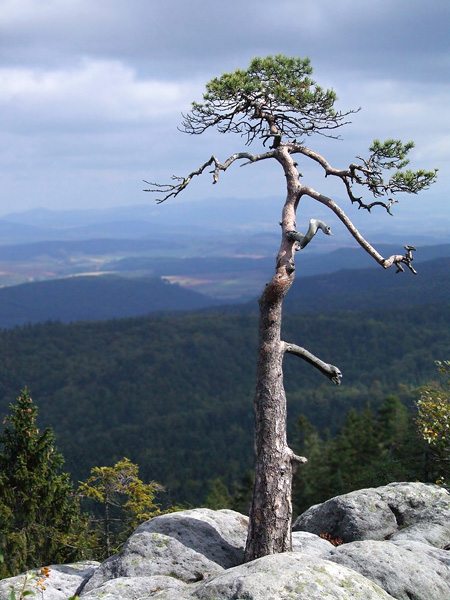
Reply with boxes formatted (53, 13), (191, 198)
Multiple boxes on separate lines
(326, 539), (450, 600)
(0, 561), (100, 600)
(192, 552), (396, 600)
(80, 575), (192, 600)
(294, 482), (450, 546)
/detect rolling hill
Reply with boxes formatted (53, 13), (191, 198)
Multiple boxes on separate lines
(283, 257), (450, 313)
(0, 256), (448, 328)
(0, 275), (223, 328)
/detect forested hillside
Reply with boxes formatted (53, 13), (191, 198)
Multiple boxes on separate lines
(0, 302), (448, 506)
(283, 257), (450, 313)
(0, 275), (223, 327)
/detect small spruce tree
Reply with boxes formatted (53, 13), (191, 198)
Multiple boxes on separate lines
(204, 477), (233, 510)
(0, 389), (89, 577)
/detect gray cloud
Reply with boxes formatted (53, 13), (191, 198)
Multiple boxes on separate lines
(0, 0), (448, 220)
(2, 1), (448, 77)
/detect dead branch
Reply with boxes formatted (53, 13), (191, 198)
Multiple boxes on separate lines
(144, 151), (275, 203)
(288, 449), (308, 464)
(282, 342), (342, 385)
(285, 218), (333, 250)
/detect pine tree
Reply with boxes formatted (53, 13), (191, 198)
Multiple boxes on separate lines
(335, 405), (379, 489)
(0, 389), (89, 577)
(292, 398), (430, 515)
(78, 457), (163, 558)
(231, 471), (254, 516)
(375, 395), (427, 482)
(292, 416), (336, 514)
(147, 54), (436, 559)
(204, 478), (233, 510)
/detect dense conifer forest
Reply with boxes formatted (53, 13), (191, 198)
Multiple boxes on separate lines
(0, 301), (448, 507)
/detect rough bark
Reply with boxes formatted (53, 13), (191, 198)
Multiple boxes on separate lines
(244, 146), (301, 561)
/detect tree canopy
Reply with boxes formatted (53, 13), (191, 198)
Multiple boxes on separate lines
(181, 56), (350, 145)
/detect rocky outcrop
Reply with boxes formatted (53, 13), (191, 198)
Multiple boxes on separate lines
(138, 507), (249, 568)
(293, 481), (450, 546)
(80, 508), (248, 594)
(2, 484), (449, 600)
(291, 530), (334, 556)
(192, 552), (395, 600)
(80, 575), (192, 600)
(325, 540), (450, 600)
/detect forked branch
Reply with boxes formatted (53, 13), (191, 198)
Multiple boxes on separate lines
(282, 342), (342, 385)
(144, 151), (274, 203)
(289, 141), (437, 215)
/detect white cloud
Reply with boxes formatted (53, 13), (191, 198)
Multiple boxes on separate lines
(0, 60), (200, 131)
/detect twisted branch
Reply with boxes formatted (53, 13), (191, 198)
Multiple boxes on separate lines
(285, 218), (333, 250)
(301, 185), (418, 273)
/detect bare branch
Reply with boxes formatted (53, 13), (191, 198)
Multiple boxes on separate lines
(144, 151), (275, 203)
(301, 186), (418, 273)
(282, 341), (342, 385)
(288, 448), (308, 464)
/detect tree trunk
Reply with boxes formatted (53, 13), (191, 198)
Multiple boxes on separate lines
(245, 146), (300, 561)
(105, 500), (111, 557)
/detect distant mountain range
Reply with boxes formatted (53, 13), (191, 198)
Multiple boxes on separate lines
(0, 232), (448, 296)
(0, 204), (448, 307)
(2, 203), (449, 249)
(283, 257), (450, 313)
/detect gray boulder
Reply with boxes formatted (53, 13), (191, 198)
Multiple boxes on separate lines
(325, 539), (450, 600)
(4, 486), (449, 600)
(192, 552), (396, 599)
(80, 531), (224, 593)
(292, 531), (334, 557)
(294, 482), (450, 546)
(81, 508), (248, 594)
(0, 561), (100, 600)
(138, 508), (248, 568)
(389, 521), (450, 547)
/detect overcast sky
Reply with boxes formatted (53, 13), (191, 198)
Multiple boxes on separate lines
(0, 0), (448, 237)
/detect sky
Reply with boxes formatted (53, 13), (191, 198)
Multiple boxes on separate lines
(0, 0), (449, 240)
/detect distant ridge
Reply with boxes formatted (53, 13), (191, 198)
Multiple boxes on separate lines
(0, 257), (448, 328)
(208, 256), (450, 315)
(284, 256), (450, 313)
(0, 275), (223, 328)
